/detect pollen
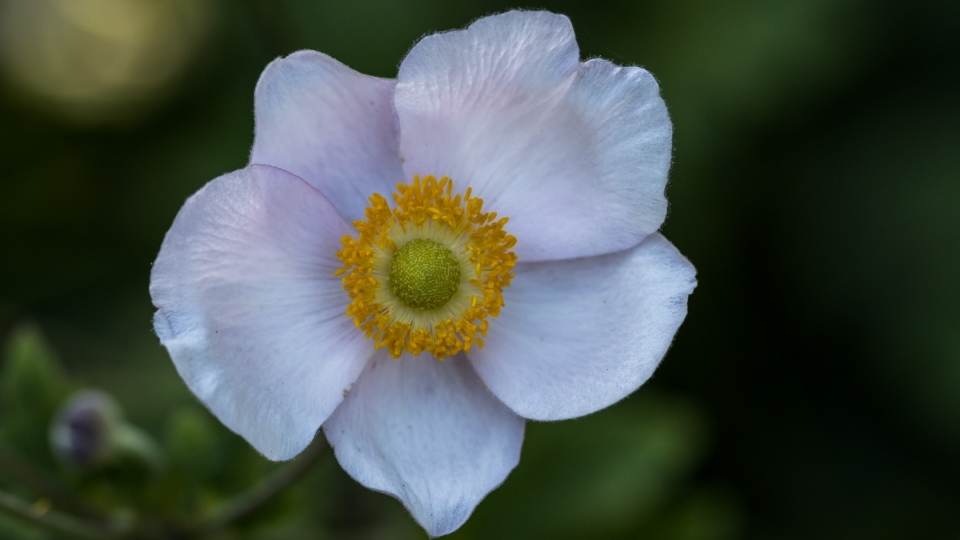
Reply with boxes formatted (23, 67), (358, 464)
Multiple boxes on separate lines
(335, 175), (517, 360)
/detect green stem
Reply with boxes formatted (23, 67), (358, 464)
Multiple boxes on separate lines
(192, 436), (328, 534)
(0, 438), (105, 519)
(112, 425), (165, 472)
(0, 488), (127, 540)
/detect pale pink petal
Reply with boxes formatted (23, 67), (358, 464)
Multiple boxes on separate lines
(151, 165), (370, 461)
(250, 50), (403, 223)
(469, 234), (696, 420)
(324, 353), (524, 537)
(395, 11), (672, 261)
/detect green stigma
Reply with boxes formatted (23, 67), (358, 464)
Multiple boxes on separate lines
(389, 239), (461, 311)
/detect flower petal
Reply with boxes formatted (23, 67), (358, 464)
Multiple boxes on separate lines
(323, 352), (524, 537)
(469, 233), (696, 420)
(150, 165), (370, 461)
(250, 50), (403, 223)
(395, 11), (672, 261)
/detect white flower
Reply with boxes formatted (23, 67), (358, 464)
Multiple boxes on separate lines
(150, 10), (696, 537)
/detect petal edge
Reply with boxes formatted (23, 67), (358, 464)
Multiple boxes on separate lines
(469, 233), (696, 420)
(151, 165), (371, 460)
(396, 11), (673, 261)
(324, 353), (524, 537)
(251, 50), (403, 223)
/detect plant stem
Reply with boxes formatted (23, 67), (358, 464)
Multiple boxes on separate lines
(0, 438), (105, 519)
(192, 436), (328, 534)
(0, 488), (127, 539)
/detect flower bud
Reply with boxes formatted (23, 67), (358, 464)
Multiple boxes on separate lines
(49, 389), (162, 471)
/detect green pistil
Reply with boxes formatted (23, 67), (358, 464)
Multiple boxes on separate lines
(389, 239), (461, 311)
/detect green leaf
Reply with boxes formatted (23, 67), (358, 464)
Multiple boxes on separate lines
(452, 393), (709, 540)
(0, 325), (72, 462)
(165, 406), (220, 483)
(643, 487), (744, 540)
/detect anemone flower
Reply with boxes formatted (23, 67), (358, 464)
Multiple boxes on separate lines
(150, 10), (696, 537)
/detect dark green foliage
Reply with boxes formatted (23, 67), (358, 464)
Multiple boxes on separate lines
(0, 0), (958, 538)
(451, 395), (721, 540)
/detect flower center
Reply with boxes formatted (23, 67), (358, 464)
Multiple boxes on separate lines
(335, 176), (517, 360)
(389, 239), (462, 310)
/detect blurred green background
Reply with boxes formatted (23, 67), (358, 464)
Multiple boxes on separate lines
(0, 0), (958, 538)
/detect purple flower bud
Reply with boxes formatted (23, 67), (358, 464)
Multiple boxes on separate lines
(50, 390), (120, 469)
(50, 390), (161, 471)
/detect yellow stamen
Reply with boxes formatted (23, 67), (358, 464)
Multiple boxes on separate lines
(336, 176), (517, 360)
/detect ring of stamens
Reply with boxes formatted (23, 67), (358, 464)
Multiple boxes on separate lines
(335, 175), (517, 360)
